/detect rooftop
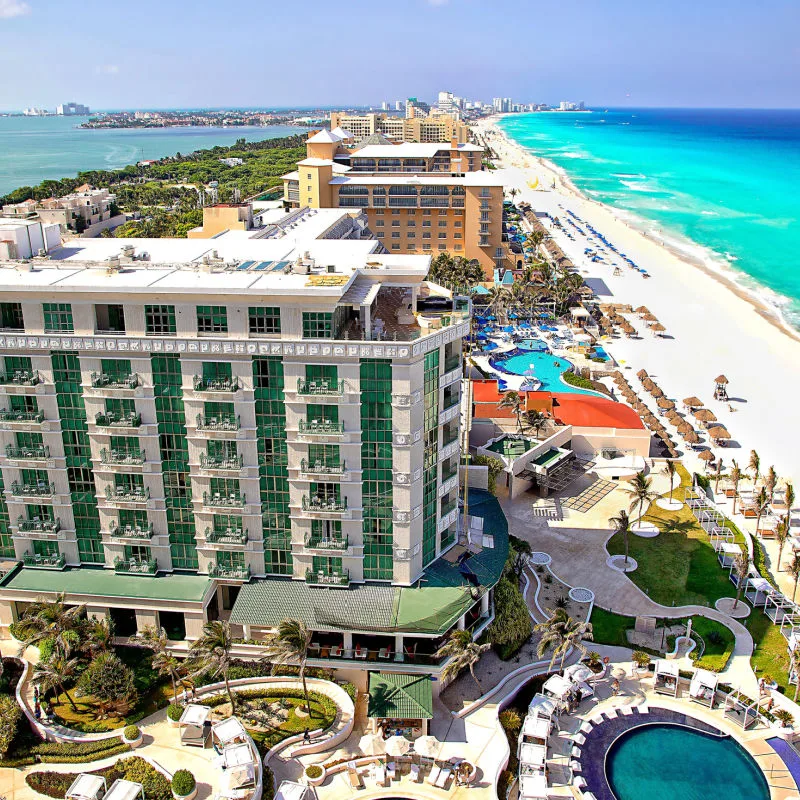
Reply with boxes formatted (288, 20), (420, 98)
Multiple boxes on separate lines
(550, 393), (646, 430)
(367, 672), (433, 719)
(330, 169), (505, 187)
(352, 142), (482, 159)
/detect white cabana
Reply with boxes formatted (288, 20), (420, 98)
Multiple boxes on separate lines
(104, 780), (144, 800)
(563, 664), (594, 685)
(179, 703), (212, 747)
(765, 593), (795, 624)
(689, 668), (718, 708)
(542, 674), (573, 710)
(518, 742), (547, 768)
(223, 762), (256, 792)
(224, 741), (256, 769)
(519, 765), (548, 800)
(274, 782), (308, 800)
(653, 660), (680, 697)
(723, 688), (760, 730)
(520, 713), (551, 746)
(717, 541), (741, 568)
(746, 576), (775, 608)
(528, 694), (557, 718)
(212, 716), (247, 745)
(66, 774), (106, 800)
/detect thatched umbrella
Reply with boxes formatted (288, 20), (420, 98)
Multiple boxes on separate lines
(667, 445), (680, 459)
(656, 397), (675, 410)
(683, 396), (703, 408)
(622, 321), (636, 334)
(666, 410), (683, 424)
(649, 386), (664, 399)
(676, 420), (693, 434)
(641, 311), (658, 322)
(635, 305), (649, 314)
(641, 377), (655, 391)
(657, 430), (672, 441)
(714, 374), (729, 385)
(693, 408), (717, 423)
(650, 419), (665, 432)
(698, 450), (715, 463)
(643, 414), (658, 428)
(650, 322), (666, 335)
(636, 369), (649, 380)
(683, 430), (700, 444)
(707, 426), (731, 441)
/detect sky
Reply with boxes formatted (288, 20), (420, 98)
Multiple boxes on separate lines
(1, 0), (799, 111)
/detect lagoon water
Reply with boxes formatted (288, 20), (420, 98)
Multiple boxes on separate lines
(0, 115), (307, 196)
(498, 109), (800, 326)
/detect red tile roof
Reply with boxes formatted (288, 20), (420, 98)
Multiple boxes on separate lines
(550, 394), (644, 430)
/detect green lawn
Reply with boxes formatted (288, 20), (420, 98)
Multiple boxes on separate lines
(589, 607), (636, 648)
(690, 616), (735, 672)
(746, 612), (792, 693)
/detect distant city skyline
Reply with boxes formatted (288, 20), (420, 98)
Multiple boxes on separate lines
(0, 0), (798, 111)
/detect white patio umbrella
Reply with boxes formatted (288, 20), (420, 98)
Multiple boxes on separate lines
(358, 733), (387, 756)
(413, 735), (441, 758)
(385, 734), (412, 757)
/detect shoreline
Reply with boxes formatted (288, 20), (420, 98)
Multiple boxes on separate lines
(485, 115), (800, 344)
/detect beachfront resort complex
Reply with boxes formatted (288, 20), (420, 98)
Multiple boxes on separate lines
(1, 114), (800, 800)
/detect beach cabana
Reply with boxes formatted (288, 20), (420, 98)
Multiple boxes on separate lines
(718, 541), (742, 569)
(723, 689), (760, 730)
(746, 576), (775, 608)
(104, 781), (144, 800)
(689, 668), (718, 708)
(653, 660), (680, 697)
(542, 674), (573, 712)
(765, 591), (795, 622)
(178, 703), (212, 747)
(520, 711), (552, 748)
(66, 775), (107, 800)
(274, 782), (308, 800)
(212, 716), (247, 747)
(714, 374), (730, 400)
(518, 741), (547, 769)
(519, 764), (548, 800)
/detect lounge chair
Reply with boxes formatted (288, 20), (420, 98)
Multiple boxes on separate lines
(348, 768), (364, 790)
(428, 764), (442, 785)
(410, 763), (421, 783)
(573, 733), (586, 745)
(373, 763), (386, 787)
(435, 768), (451, 789)
(572, 776), (586, 789)
(387, 762), (396, 781)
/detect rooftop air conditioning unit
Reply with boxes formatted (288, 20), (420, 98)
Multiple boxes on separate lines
(121, 244), (135, 258)
(326, 264), (336, 274)
(294, 260), (310, 275)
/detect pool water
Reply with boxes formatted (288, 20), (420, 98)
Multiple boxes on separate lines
(497, 350), (595, 395)
(517, 338), (549, 351)
(607, 725), (770, 800)
(486, 437), (535, 457)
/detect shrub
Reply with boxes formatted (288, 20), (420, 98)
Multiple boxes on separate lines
(0, 694), (22, 758)
(305, 765), (323, 779)
(488, 576), (532, 660)
(76, 652), (138, 708)
(499, 708), (522, 733)
(8, 621), (33, 642)
(171, 769), (196, 796)
(117, 756), (172, 800)
(562, 371), (594, 390)
(167, 703), (183, 721)
(632, 650), (651, 668)
(123, 725), (140, 741)
(775, 708), (795, 727)
(470, 454), (504, 495)
(340, 682), (357, 702)
(37, 638), (56, 663)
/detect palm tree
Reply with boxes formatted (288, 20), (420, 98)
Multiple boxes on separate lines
(609, 509), (632, 566)
(33, 654), (80, 712)
(624, 471), (659, 527)
(18, 592), (86, 658)
(657, 518), (694, 536)
(730, 460), (742, 514)
(765, 466), (778, 503)
(791, 647), (800, 702)
(133, 626), (185, 703)
(714, 458), (725, 494)
(436, 629), (490, 692)
(776, 516), (791, 573)
(534, 609), (594, 670)
(498, 390), (524, 434)
(754, 486), (770, 538)
(748, 449), (761, 485)
(522, 409), (550, 440)
(787, 482), (796, 514)
(509, 188), (518, 202)
(789, 555), (800, 603)
(661, 461), (678, 503)
(262, 618), (313, 714)
(82, 617), (114, 658)
(485, 286), (509, 321)
(731, 553), (751, 611)
(188, 620), (236, 710)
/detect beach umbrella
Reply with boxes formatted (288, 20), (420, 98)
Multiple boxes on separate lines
(665, 410), (683, 423)
(636, 369), (648, 380)
(676, 421), (693, 434)
(683, 396), (703, 408)
(649, 386), (664, 399)
(650, 419), (665, 432)
(641, 312), (658, 322)
(641, 378), (655, 391)
(386, 734), (412, 757)
(650, 322), (666, 334)
(683, 430), (700, 444)
(699, 450), (715, 463)
(707, 426), (731, 440)
(359, 733), (387, 756)
(714, 374), (729, 385)
(413, 736), (441, 758)
(693, 408), (717, 423)
(657, 397), (675, 410)
(635, 305), (649, 314)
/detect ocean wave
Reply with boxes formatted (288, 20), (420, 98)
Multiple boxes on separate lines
(619, 179), (660, 193)
(611, 173), (646, 179)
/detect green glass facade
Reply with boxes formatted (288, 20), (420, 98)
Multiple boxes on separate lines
(0, 471), (13, 557)
(422, 349), (440, 566)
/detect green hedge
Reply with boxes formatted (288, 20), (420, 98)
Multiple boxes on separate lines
(487, 576), (532, 660)
(1, 733), (131, 769)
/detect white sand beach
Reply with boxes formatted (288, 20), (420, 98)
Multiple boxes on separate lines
(475, 117), (800, 489)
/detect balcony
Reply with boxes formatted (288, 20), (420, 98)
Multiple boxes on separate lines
(442, 392), (460, 411)
(104, 486), (150, 504)
(91, 372), (139, 389)
(22, 551), (65, 569)
(0, 409), (44, 424)
(298, 420), (344, 436)
(442, 465), (458, 483)
(100, 448), (146, 465)
(114, 556), (158, 575)
(301, 495), (348, 514)
(444, 354), (461, 373)
(196, 414), (240, 431)
(200, 453), (243, 471)
(442, 429), (459, 447)
(17, 516), (60, 533)
(205, 527), (248, 545)
(0, 370), (40, 386)
(95, 411), (141, 428)
(299, 459), (346, 477)
(109, 521), (153, 540)
(11, 481), (55, 497)
(305, 568), (349, 587)
(209, 562), (250, 580)
(193, 376), (240, 393)
(296, 378), (345, 396)
(441, 499), (457, 517)
(304, 531), (349, 551)
(202, 491), (246, 509)
(5, 444), (50, 460)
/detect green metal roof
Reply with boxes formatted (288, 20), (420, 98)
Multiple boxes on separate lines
(0, 566), (212, 603)
(367, 672), (433, 720)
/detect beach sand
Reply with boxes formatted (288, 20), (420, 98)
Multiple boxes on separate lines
(475, 117), (800, 488)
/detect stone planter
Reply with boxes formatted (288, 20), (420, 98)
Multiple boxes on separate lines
(173, 788), (197, 800)
(772, 723), (795, 741)
(122, 732), (143, 749)
(305, 765), (326, 786)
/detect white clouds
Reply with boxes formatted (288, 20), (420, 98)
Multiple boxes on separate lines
(96, 64), (120, 75)
(0, 0), (31, 19)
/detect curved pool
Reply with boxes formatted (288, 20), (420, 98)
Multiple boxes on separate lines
(606, 724), (769, 800)
(496, 350), (596, 395)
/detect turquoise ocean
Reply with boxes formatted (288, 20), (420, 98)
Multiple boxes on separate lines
(498, 109), (800, 329)
(0, 115), (307, 196)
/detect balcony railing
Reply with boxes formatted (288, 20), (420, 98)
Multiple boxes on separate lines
(0, 409), (44, 423)
(196, 413), (240, 431)
(441, 499), (457, 517)
(442, 465), (458, 482)
(302, 496), (348, 513)
(298, 420), (344, 436)
(104, 486), (150, 503)
(91, 372), (139, 389)
(299, 459), (346, 476)
(443, 429), (459, 447)
(5, 444), (49, 460)
(109, 522), (153, 539)
(202, 491), (246, 508)
(305, 532), (349, 550)
(114, 556), (157, 575)
(95, 411), (141, 428)
(200, 453), (243, 471)
(305, 568), (350, 587)
(193, 376), (240, 393)
(0, 370), (40, 386)
(297, 378), (345, 396)
(11, 481), (55, 497)
(209, 562), (250, 580)
(442, 393), (460, 411)
(100, 448), (146, 465)
(22, 551), (65, 569)
(444, 355), (461, 373)
(205, 527), (248, 544)
(17, 516), (60, 533)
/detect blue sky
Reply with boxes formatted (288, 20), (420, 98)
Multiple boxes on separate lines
(1, 0), (798, 110)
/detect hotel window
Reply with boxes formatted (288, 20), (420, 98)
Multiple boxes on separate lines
(455, 209), (464, 216)
(392, 244), (400, 250)
(95, 304), (126, 334)
(375, 209), (384, 215)
(196, 305), (228, 335)
(423, 244), (432, 251)
(423, 221), (432, 228)
(438, 244), (447, 251)
(391, 209), (400, 215)
(480, 223), (490, 233)
(407, 220), (416, 227)
(454, 233), (462, 239)
(305, 173), (313, 180)
(480, 211), (490, 221)
(43, 303), (74, 333)
(391, 220), (400, 227)
(248, 306), (281, 336)
(454, 245), (463, 251)
(438, 232), (447, 239)
(375, 219), (384, 227)
(481, 200), (490, 210)
(454, 221), (463, 228)
(391, 232), (400, 239)
(423, 232), (431, 240)
(302, 307), (346, 339)
(0, 302), (23, 331)
(438, 220), (447, 227)
(407, 232), (416, 239)
(145, 304), (176, 336)
(480, 188), (491, 197)
(423, 210), (432, 216)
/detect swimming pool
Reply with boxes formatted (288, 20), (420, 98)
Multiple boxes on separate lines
(485, 436), (535, 457)
(495, 349), (596, 395)
(606, 724), (769, 800)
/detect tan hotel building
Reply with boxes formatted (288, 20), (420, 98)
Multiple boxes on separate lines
(283, 130), (507, 276)
(329, 112), (469, 144)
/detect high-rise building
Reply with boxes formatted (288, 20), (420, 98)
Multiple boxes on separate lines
(381, 101), (390, 111)
(394, 100), (404, 112)
(328, 112), (469, 144)
(0, 210), (497, 676)
(57, 102), (90, 116)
